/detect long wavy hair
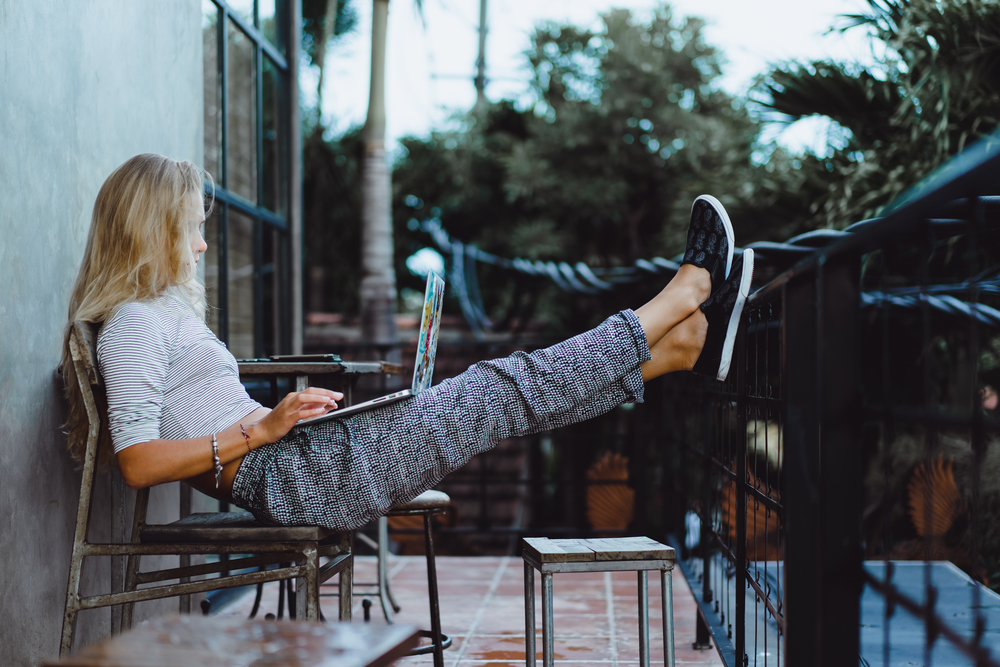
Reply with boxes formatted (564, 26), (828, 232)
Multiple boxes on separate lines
(62, 153), (214, 464)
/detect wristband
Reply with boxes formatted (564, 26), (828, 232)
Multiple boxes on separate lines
(240, 424), (252, 454)
(211, 434), (222, 488)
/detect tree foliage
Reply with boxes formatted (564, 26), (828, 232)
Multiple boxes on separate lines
(755, 0), (1000, 231)
(390, 6), (777, 333)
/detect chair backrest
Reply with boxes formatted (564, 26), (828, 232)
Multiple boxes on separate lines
(68, 320), (114, 467)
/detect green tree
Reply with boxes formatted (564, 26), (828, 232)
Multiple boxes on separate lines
(391, 5), (769, 333)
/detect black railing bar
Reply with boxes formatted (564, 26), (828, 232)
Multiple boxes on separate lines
(711, 529), (739, 568)
(743, 565), (786, 634)
(674, 553), (740, 667)
(862, 279), (1000, 297)
(862, 568), (1000, 667)
(862, 405), (1000, 432)
(389, 526), (633, 536)
(709, 456), (739, 480)
(745, 395), (783, 409)
(433, 476), (651, 487)
(212, 185), (288, 229)
(750, 131), (1000, 304)
(746, 319), (781, 334)
(744, 484), (783, 514)
(210, 0), (289, 70)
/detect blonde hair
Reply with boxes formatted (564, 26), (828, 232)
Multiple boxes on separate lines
(62, 153), (214, 464)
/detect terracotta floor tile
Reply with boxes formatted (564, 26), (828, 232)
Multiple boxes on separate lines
(216, 555), (722, 667)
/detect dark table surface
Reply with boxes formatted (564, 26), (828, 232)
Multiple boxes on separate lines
(45, 614), (420, 667)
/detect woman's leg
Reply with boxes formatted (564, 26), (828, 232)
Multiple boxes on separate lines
(232, 270), (711, 530)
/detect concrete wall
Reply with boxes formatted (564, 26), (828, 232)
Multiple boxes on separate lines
(0, 1), (202, 663)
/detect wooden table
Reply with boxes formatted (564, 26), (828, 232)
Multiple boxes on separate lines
(45, 614), (420, 667)
(238, 360), (403, 407)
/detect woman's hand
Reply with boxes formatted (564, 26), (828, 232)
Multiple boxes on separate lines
(251, 387), (344, 445)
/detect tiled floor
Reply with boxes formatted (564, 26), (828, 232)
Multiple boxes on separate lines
(220, 556), (723, 666)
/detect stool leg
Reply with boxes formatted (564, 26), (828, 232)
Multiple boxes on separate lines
(377, 516), (396, 623)
(541, 572), (554, 667)
(638, 570), (650, 667)
(423, 513), (444, 667)
(524, 562), (536, 667)
(661, 567), (675, 667)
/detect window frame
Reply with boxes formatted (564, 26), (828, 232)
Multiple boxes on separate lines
(204, 0), (297, 357)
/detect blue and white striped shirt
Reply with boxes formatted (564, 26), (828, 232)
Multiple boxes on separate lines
(97, 295), (262, 453)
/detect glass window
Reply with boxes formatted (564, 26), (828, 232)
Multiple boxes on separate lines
(262, 55), (287, 216)
(227, 210), (257, 358)
(204, 205), (222, 337)
(226, 0), (254, 25)
(203, 1), (222, 182)
(259, 0), (284, 54)
(202, 0), (293, 357)
(227, 19), (257, 203)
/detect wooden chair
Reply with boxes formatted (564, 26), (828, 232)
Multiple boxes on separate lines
(60, 321), (353, 657)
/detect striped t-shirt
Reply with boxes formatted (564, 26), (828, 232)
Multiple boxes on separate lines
(97, 295), (262, 453)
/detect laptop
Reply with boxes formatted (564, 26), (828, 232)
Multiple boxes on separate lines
(294, 272), (446, 426)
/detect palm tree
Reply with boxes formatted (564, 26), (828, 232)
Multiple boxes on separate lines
(359, 0), (401, 346)
(754, 0), (1000, 231)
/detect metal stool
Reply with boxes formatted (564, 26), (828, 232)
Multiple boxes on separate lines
(522, 536), (676, 667)
(382, 490), (453, 667)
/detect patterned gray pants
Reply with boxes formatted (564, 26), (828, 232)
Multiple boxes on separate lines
(231, 310), (650, 530)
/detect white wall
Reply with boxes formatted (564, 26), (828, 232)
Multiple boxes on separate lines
(0, 1), (202, 663)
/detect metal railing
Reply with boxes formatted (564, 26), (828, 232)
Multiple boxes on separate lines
(665, 132), (1000, 666)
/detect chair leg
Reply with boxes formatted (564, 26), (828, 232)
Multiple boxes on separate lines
(120, 552), (141, 631)
(59, 547), (86, 656)
(423, 513), (445, 667)
(248, 582), (265, 619)
(377, 516), (396, 623)
(299, 545), (320, 621)
(380, 517), (401, 613)
(339, 556), (353, 622)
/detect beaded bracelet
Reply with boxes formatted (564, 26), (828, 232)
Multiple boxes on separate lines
(211, 434), (222, 488)
(240, 424), (251, 454)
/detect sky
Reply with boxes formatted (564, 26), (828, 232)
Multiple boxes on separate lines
(306, 0), (880, 154)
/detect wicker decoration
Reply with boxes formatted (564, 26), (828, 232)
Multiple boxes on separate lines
(907, 456), (963, 538)
(586, 452), (635, 531)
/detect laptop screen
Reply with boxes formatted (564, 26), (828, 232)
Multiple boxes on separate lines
(412, 273), (445, 393)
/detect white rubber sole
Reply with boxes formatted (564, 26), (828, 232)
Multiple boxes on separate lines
(693, 194), (735, 281)
(716, 249), (754, 382)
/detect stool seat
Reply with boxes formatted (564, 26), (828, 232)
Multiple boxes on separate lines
(391, 489), (451, 512)
(523, 536), (674, 564)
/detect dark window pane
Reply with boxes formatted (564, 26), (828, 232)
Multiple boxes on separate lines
(227, 19), (258, 203)
(203, 0), (222, 182)
(204, 204), (222, 337)
(259, 0), (285, 54)
(228, 210), (256, 358)
(262, 55), (287, 216)
(262, 227), (283, 355)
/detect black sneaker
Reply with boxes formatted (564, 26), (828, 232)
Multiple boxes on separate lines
(692, 249), (754, 382)
(681, 195), (735, 291)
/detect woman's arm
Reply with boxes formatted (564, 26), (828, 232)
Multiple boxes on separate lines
(116, 387), (343, 490)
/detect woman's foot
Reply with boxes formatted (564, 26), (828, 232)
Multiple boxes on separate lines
(641, 309), (708, 381)
(682, 195), (734, 291)
(692, 248), (755, 382)
(634, 264), (710, 348)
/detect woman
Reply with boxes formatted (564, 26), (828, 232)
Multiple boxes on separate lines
(62, 153), (752, 532)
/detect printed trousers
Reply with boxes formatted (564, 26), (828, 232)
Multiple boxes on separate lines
(231, 309), (650, 530)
